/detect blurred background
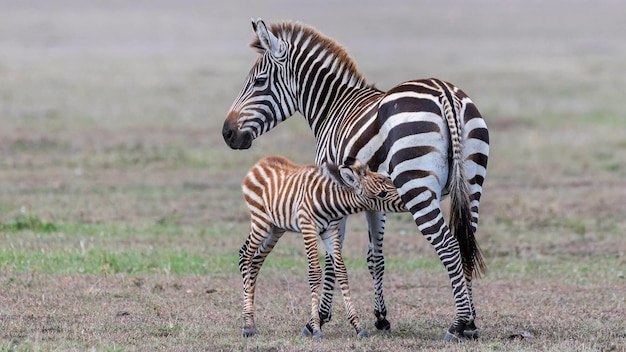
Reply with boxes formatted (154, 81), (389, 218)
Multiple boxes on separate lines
(1, 0), (624, 225)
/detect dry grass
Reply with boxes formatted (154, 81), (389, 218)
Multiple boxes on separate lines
(1, 0), (625, 351)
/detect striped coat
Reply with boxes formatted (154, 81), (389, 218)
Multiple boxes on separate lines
(239, 155), (405, 338)
(224, 19), (489, 340)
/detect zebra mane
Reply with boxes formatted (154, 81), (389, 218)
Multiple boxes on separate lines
(250, 21), (370, 88)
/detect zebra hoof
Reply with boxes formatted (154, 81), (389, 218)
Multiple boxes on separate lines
(242, 326), (259, 337)
(312, 331), (324, 339)
(357, 329), (370, 338)
(374, 318), (391, 331)
(300, 324), (313, 337)
(463, 328), (480, 339)
(443, 331), (462, 342)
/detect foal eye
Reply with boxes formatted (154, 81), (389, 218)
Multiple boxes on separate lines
(253, 76), (267, 86)
(376, 191), (388, 198)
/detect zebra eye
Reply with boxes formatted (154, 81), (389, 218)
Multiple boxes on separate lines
(376, 191), (388, 198)
(253, 76), (267, 86)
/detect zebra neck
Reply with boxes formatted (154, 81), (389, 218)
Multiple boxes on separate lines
(304, 84), (382, 137)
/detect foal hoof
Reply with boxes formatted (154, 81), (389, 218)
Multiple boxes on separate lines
(300, 324), (313, 337)
(443, 331), (461, 342)
(242, 326), (259, 337)
(301, 324), (323, 339)
(357, 329), (370, 338)
(463, 328), (480, 339)
(374, 318), (391, 331)
(443, 328), (480, 342)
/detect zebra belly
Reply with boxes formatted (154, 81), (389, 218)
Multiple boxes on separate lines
(265, 208), (301, 234)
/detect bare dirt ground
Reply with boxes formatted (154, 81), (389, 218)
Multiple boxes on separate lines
(1, 0), (625, 351)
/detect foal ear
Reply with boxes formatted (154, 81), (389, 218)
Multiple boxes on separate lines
(339, 164), (362, 191)
(252, 18), (283, 57)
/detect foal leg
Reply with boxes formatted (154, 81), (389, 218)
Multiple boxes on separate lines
(302, 229), (324, 339)
(239, 225), (284, 337)
(302, 217), (347, 336)
(307, 212), (390, 333)
(321, 228), (368, 338)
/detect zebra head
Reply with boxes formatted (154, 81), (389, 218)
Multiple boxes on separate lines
(223, 19), (296, 150)
(338, 157), (406, 214)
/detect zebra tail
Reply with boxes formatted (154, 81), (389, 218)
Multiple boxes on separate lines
(449, 159), (487, 279)
(439, 82), (487, 280)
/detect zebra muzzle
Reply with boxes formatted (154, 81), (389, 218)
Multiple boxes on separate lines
(222, 120), (253, 150)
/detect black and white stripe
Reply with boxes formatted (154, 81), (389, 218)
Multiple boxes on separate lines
(238, 155), (405, 338)
(224, 19), (489, 340)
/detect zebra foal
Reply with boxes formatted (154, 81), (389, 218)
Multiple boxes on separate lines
(239, 155), (405, 338)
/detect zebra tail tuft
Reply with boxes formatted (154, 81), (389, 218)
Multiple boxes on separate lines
(449, 154), (487, 279)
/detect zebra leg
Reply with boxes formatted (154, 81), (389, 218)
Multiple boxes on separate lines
(425, 220), (474, 340)
(462, 277), (480, 339)
(365, 211), (390, 330)
(460, 219), (481, 339)
(461, 101), (490, 339)
(302, 217), (347, 336)
(456, 197), (481, 339)
(461, 165), (487, 339)
(426, 224), (474, 340)
(401, 188), (474, 340)
(239, 225), (284, 337)
(321, 228), (368, 338)
(460, 121), (489, 339)
(302, 230), (324, 339)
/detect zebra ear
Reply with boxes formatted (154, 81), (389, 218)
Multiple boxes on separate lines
(339, 165), (361, 190)
(253, 18), (283, 57)
(251, 18), (258, 34)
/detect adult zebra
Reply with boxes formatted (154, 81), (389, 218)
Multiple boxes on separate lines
(222, 19), (489, 341)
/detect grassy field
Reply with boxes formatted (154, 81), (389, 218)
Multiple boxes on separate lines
(1, 1), (625, 351)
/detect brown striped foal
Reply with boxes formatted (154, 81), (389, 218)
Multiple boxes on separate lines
(238, 155), (406, 338)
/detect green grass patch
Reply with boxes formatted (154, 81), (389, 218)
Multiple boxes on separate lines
(85, 142), (211, 169)
(0, 219), (228, 244)
(0, 216), (58, 233)
(151, 323), (183, 338)
(0, 220), (240, 275)
(383, 256), (443, 273)
(488, 254), (624, 284)
(0, 247), (214, 275)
